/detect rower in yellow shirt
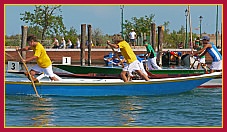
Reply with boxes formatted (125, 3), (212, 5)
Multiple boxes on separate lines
(16, 35), (59, 82)
(107, 34), (149, 82)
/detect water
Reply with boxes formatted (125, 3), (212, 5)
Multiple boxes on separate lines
(5, 67), (222, 127)
(5, 88), (222, 127)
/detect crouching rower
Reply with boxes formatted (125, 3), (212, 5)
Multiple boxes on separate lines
(193, 36), (222, 73)
(16, 35), (60, 82)
(107, 34), (150, 82)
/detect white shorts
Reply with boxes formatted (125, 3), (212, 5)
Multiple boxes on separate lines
(31, 64), (55, 77)
(210, 60), (222, 70)
(198, 57), (206, 64)
(138, 62), (148, 76)
(122, 60), (147, 76)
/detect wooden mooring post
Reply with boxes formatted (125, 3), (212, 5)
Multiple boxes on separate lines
(87, 24), (92, 66)
(80, 24), (86, 66)
(157, 25), (164, 67)
(21, 26), (28, 60)
(150, 23), (156, 50)
(20, 25), (28, 70)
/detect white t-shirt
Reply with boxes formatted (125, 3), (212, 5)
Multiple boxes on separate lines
(68, 41), (72, 46)
(62, 40), (66, 48)
(129, 31), (136, 39)
(54, 39), (59, 45)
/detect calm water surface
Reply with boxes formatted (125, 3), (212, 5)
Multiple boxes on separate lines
(5, 88), (222, 127)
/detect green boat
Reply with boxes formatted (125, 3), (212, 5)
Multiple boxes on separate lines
(53, 64), (205, 75)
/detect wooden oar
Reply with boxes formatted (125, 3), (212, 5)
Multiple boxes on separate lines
(17, 50), (40, 97)
(190, 56), (197, 69)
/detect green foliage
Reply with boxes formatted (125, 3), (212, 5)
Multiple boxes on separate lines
(5, 34), (21, 46)
(64, 27), (78, 45)
(5, 39), (20, 46)
(27, 26), (42, 39)
(123, 14), (155, 41)
(92, 28), (112, 46)
(20, 5), (66, 40)
(123, 14), (200, 48)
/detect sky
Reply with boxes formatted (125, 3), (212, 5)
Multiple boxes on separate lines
(5, 4), (223, 36)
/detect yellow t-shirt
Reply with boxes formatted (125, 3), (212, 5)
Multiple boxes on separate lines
(31, 42), (51, 68)
(118, 41), (137, 64)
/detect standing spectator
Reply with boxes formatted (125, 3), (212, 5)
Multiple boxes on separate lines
(129, 29), (137, 48)
(144, 40), (162, 70)
(193, 36), (222, 73)
(59, 37), (66, 49)
(52, 37), (59, 49)
(91, 40), (94, 46)
(107, 34), (149, 82)
(76, 38), (80, 49)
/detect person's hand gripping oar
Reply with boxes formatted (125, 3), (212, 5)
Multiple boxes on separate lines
(106, 40), (124, 68)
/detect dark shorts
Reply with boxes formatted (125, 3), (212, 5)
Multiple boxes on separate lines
(130, 39), (135, 43)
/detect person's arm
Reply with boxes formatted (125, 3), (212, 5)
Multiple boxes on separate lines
(145, 45), (152, 58)
(16, 46), (37, 63)
(117, 58), (125, 66)
(145, 52), (151, 58)
(24, 56), (38, 63)
(198, 50), (207, 57)
(16, 46), (31, 51)
(193, 44), (211, 56)
(106, 40), (119, 49)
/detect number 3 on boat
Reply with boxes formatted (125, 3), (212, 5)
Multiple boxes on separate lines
(7, 61), (20, 72)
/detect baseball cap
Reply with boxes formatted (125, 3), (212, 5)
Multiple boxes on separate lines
(202, 36), (210, 41)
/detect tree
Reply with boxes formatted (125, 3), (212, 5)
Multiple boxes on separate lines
(27, 26), (43, 39)
(20, 5), (66, 41)
(163, 21), (170, 34)
(123, 14), (155, 41)
(64, 26), (78, 44)
(92, 28), (103, 46)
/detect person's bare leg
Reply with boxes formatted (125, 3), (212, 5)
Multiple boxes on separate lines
(135, 70), (150, 81)
(201, 63), (209, 73)
(197, 63), (201, 69)
(50, 76), (59, 81)
(25, 70), (39, 83)
(121, 71), (128, 82)
(133, 41), (135, 49)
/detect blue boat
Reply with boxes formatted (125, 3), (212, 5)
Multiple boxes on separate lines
(5, 72), (221, 97)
